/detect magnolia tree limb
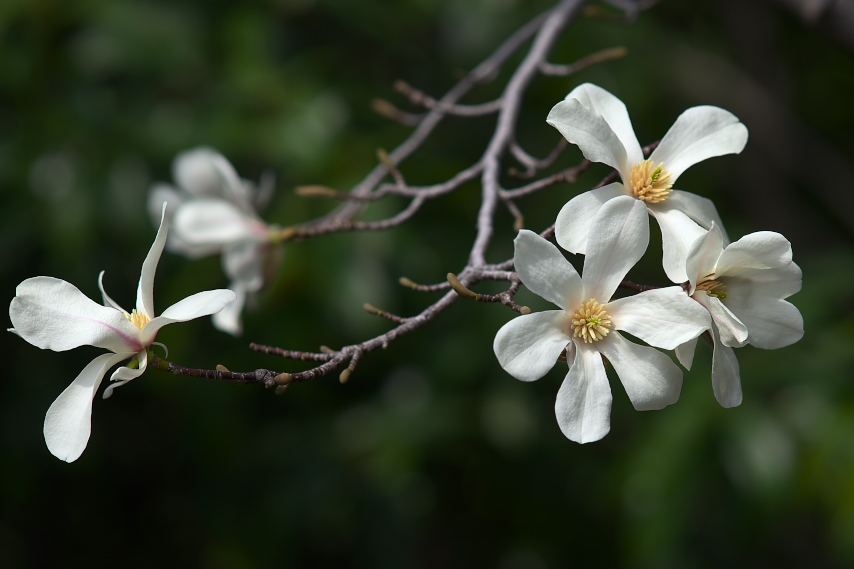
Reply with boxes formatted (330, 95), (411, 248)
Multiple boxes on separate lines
(156, 0), (667, 389)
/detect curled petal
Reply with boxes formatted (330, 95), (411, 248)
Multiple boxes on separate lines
(142, 289), (236, 344)
(44, 351), (133, 462)
(137, 203), (169, 319)
(607, 287), (710, 350)
(710, 326), (742, 408)
(10, 277), (141, 353)
(554, 183), (627, 256)
(104, 350), (148, 398)
(547, 98), (632, 178)
(649, 206), (708, 284)
(98, 271), (126, 312)
(562, 83), (643, 171)
(493, 310), (570, 382)
(513, 230), (582, 310)
(649, 105), (748, 182)
(715, 231), (794, 277)
(696, 293), (748, 347)
(684, 223), (724, 292)
(598, 332), (683, 411)
(555, 343), (612, 443)
(581, 196), (649, 302)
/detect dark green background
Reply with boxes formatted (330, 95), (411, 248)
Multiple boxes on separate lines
(2, 1), (853, 567)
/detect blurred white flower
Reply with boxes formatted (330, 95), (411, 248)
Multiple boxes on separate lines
(8, 205), (235, 462)
(493, 197), (709, 443)
(548, 83), (749, 283)
(675, 223), (804, 408)
(149, 147), (280, 335)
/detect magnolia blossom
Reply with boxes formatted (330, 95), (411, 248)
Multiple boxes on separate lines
(149, 147), (279, 335)
(8, 205), (236, 462)
(548, 83), (749, 283)
(493, 197), (710, 443)
(674, 223), (803, 408)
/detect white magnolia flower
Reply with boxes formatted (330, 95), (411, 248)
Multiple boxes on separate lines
(149, 147), (279, 335)
(8, 205), (236, 462)
(493, 197), (710, 443)
(548, 83), (749, 283)
(674, 223), (803, 408)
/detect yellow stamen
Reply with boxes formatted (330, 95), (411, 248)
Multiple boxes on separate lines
(570, 299), (612, 343)
(630, 159), (673, 203)
(127, 309), (150, 330)
(696, 277), (728, 299)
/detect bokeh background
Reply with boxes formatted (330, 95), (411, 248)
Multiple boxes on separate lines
(2, 0), (853, 567)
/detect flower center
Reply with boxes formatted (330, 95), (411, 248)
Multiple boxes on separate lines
(696, 275), (728, 299)
(127, 309), (151, 330)
(630, 159), (673, 203)
(570, 299), (612, 343)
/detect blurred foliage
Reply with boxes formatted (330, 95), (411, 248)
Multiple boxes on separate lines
(2, 0), (853, 568)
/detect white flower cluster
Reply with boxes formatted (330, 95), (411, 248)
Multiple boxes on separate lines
(493, 84), (803, 443)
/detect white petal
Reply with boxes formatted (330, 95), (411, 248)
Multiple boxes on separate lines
(715, 232), (794, 277)
(513, 230), (582, 310)
(212, 282), (247, 336)
(724, 264), (802, 299)
(10, 277), (141, 353)
(174, 147), (241, 198)
(649, 206), (708, 284)
(649, 105), (748, 182)
(110, 349), (148, 382)
(581, 196), (648, 302)
(98, 271), (126, 312)
(222, 242), (267, 288)
(142, 289), (237, 344)
(554, 343), (612, 443)
(554, 183), (627, 255)
(137, 203), (169, 319)
(598, 332), (683, 410)
(675, 336), (699, 370)
(721, 292), (804, 350)
(547, 98), (633, 179)
(173, 200), (267, 246)
(657, 190), (729, 245)
(710, 325), (742, 408)
(684, 223), (724, 292)
(148, 184), (183, 225)
(563, 83), (643, 171)
(696, 293), (748, 347)
(493, 310), (570, 382)
(43, 351), (132, 462)
(607, 287), (710, 349)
